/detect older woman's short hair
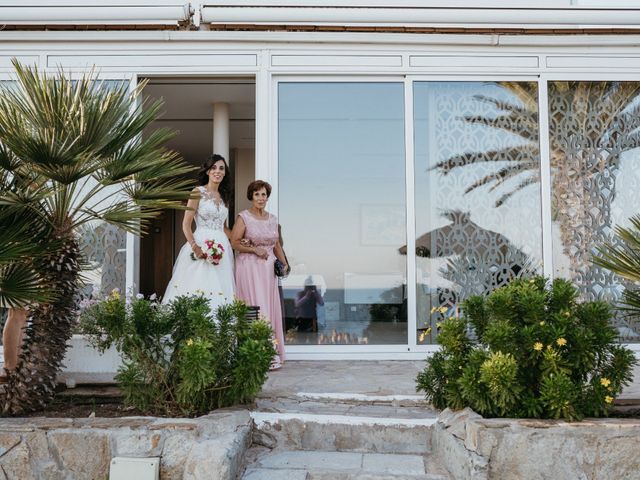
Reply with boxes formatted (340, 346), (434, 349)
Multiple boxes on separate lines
(247, 180), (272, 201)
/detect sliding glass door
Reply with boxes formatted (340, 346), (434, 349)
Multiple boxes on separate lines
(412, 81), (543, 345)
(278, 82), (407, 346)
(276, 76), (640, 353)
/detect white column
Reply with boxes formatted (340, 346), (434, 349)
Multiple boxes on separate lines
(212, 102), (230, 161)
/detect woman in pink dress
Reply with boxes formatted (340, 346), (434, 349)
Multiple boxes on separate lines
(231, 180), (289, 368)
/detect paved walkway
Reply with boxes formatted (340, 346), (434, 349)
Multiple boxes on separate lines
(262, 360), (640, 401)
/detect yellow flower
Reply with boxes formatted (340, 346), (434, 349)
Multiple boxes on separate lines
(438, 306), (448, 314)
(547, 344), (553, 350)
(556, 337), (567, 347)
(605, 395), (613, 404)
(539, 321), (545, 326)
(186, 339), (194, 346)
(600, 377), (611, 388)
(436, 322), (443, 329)
(419, 327), (432, 342)
(533, 342), (543, 351)
(430, 306), (437, 314)
(111, 288), (120, 299)
(564, 311), (571, 317)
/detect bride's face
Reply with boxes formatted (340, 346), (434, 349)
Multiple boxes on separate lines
(208, 160), (226, 184)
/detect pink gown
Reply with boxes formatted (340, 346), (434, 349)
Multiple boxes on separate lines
(235, 210), (285, 363)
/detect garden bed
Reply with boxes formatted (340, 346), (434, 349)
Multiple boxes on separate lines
(434, 408), (640, 480)
(0, 409), (252, 479)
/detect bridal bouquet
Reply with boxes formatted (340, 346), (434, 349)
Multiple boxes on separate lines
(190, 239), (225, 265)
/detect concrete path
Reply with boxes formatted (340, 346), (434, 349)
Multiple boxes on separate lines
(262, 359), (640, 401)
(620, 363), (640, 400)
(260, 360), (425, 398)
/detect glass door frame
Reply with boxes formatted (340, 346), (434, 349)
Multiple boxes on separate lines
(538, 72), (640, 354)
(272, 74), (544, 358)
(406, 74), (545, 354)
(271, 73), (640, 359)
(272, 75), (419, 359)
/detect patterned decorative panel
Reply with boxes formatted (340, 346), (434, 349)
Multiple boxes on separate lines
(549, 81), (640, 341)
(413, 82), (543, 344)
(77, 221), (126, 302)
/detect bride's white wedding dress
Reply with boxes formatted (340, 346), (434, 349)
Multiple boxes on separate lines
(162, 186), (235, 314)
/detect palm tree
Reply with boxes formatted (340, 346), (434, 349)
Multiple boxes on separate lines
(0, 60), (194, 415)
(432, 81), (640, 301)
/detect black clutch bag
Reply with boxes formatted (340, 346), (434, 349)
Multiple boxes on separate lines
(274, 258), (289, 278)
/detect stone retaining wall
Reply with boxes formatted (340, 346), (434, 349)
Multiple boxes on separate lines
(433, 408), (640, 480)
(0, 409), (251, 479)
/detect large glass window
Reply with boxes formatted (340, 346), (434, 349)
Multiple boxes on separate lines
(278, 82), (407, 345)
(413, 81), (543, 344)
(549, 81), (640, 341)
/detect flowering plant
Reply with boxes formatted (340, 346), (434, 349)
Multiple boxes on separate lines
(416, 276), (637, 421)
(190, 239), (225, 265)
(79, 294), (276, 416)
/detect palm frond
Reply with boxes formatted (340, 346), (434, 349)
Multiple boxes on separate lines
(462, 161), (539, 195)
(432, 144), (539, 175)
(461, 114), (539, 141)
(0, 264), (54, 308)
(495, 175), (540, 207)
(594, 216), (640, 283)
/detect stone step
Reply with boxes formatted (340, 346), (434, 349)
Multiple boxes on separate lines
(251, 412), (435, 454)
(255, 397), (438, 420)
(241, 450), (449, 480)
(275, 392), (432, 408)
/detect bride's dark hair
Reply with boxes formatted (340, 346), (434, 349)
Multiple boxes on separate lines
(196, 154), (232, 206)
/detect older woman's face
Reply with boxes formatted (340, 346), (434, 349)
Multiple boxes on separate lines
(252, 187), (269, 209)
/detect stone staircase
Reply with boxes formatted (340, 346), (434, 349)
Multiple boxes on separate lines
(239, 392), (450, 479)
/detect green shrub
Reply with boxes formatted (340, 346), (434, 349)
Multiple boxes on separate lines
(416, 276), (637, 420)
(79, 291), (276, 416)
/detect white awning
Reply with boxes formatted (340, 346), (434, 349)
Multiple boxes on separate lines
(200, 3), (640, 29)
(0, 1), (191, 25)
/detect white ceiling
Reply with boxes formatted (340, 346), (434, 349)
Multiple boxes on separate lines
(142, 78), (255, 165)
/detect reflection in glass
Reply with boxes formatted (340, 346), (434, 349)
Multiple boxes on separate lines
(77, 221), (126, 301)
(413, 82), (542, 344)
(549, 81), (640, 341)
(278, 82), (407, 345)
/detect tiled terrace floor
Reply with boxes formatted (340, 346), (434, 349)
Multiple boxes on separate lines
(260, 360), (640, 401)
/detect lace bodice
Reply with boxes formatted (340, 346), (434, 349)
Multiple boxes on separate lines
(195, 186), (228, 232)
(239, 210), (279, 248)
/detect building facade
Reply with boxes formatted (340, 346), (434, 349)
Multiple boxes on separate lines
(2, 1), (640, 359)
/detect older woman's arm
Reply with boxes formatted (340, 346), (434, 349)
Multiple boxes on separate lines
(231, 215), (268, 259)
(274, 241), (289, 271)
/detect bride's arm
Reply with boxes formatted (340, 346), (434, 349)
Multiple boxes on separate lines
(183, 188), (204, 257)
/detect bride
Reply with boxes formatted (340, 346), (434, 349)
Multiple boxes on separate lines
(162, 154), (235, 313)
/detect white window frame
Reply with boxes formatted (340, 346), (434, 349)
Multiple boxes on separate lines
(407, 74), (545, 355)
